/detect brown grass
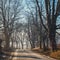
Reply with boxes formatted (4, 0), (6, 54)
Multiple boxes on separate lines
(32, 47), (60, 60)
(50, 50), (60, 60)
(32, 47), (40, 51)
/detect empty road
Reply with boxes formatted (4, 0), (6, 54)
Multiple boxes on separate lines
(3, 49), (56, 60)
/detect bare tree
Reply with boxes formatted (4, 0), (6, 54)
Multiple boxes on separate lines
(0, 0), (23, 50)
(35, 0), (60, 51)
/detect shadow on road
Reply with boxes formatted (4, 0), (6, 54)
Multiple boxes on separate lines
(0, 50), (42, 60)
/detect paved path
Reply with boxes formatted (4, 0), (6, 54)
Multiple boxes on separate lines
(1, 49), (57, 60)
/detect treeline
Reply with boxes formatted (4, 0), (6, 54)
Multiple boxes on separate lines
(0, 0), (23, 50)
(26, 0), (60, 51)
(0, 0), (60, 52)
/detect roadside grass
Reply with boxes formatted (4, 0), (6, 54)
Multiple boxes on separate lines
(32, 47), (60, 60)
(50, 50), (60, 60)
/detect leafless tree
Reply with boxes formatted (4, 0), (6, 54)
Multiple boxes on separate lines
(35, 0), (60, 51)
(0, 0), (23, 50)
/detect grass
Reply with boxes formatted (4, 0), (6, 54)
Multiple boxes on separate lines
(32, 47), (60, 60)
(50, 50), (60, 60)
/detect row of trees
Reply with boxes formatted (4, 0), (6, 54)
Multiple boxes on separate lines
(25, 0), (60, 51)
(0, 0), (60, 52)
(0, 0), (23, 50)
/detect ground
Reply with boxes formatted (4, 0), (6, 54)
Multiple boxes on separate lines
(0, 49), (57, 60)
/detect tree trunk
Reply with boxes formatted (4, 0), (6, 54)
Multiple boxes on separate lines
(49, 32), (57, 51)
(49, 25), (57, 51)
(11, 40), (13, 48)
(31, 41), (35, 49)
(46, 38), (49, 48)
(5, 36), (10, 50)
(0, 40), (2, 53)
(43, 38), (46, 51)
(40, 40), (42, 49)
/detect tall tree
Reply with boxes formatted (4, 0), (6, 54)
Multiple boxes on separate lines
(0, 0), (23, 50)
(36, 0), (60, 51)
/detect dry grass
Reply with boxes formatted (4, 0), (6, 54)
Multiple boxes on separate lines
(32, 47), (40, 51)
(50, 50), (60, 60)
(32, 47), (60, 60)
